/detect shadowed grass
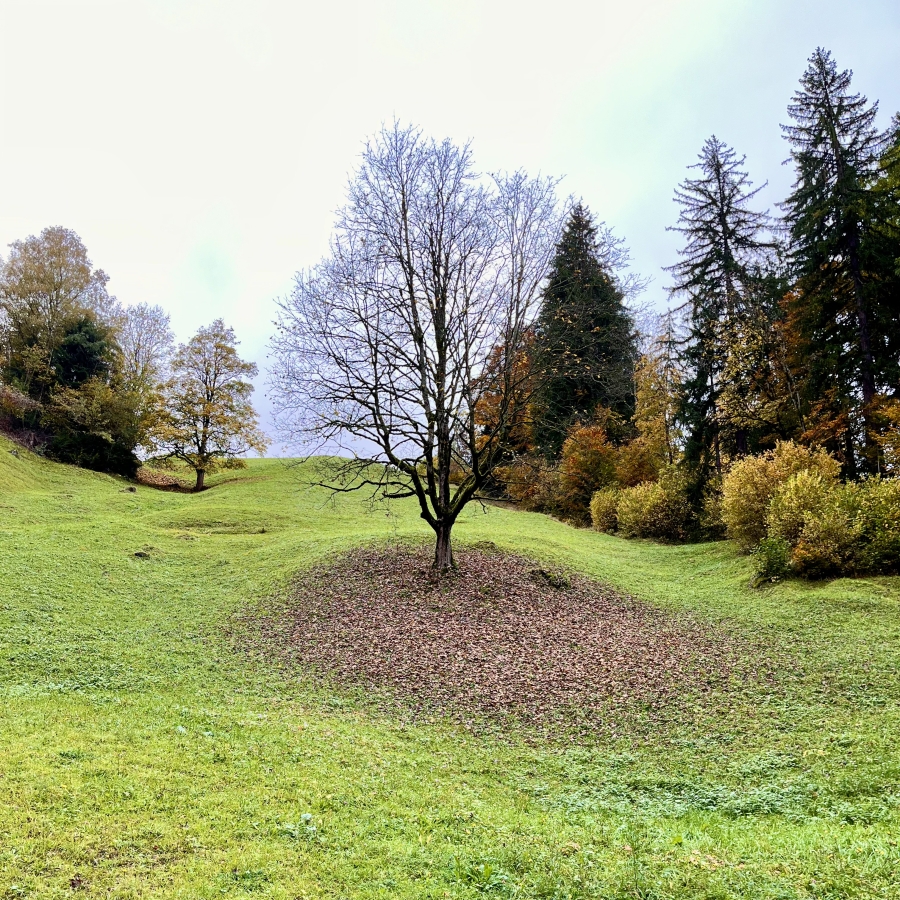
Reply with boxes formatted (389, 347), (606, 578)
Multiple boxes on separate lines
(1, 435), (898, 898)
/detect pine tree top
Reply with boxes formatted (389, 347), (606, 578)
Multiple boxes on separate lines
(782, 48), (885, 165)
(781, 48), (890, 270)
(666, 136), (771, 311)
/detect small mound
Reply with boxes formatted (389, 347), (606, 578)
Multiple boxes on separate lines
(259, 546), (758, 729)
(136, 467), (192, 491)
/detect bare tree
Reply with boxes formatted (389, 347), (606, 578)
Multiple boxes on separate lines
(269, 124), (562, 569)
(119, 303), (174, 393)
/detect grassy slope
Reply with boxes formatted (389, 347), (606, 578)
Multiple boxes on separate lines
(0, 437), (898, 899)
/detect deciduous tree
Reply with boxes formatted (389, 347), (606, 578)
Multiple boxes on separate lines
(119, 303), (174, 394)
(155, 320), (267, 490)
(0, 227), (119, 400)
(269, 123), (562, 569)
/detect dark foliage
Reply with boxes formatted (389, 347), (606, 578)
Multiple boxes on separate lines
(46, 429), (139, 477)
(666, 137), (774, 492)
(532, 204), (638, 457)
(50, 316), (115, 388)
(781, 48), (900, 475)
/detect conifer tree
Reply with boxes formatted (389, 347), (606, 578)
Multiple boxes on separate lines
(666, 136), (773, 481)
(532, 204), (638, 457)
(781, 48), (897, 474)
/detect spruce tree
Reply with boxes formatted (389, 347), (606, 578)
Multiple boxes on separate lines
(532, 204), (638, 457)
(666, 136), (773, 481)
(781, 48), (896, 474)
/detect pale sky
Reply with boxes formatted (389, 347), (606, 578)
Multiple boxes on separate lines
(1, 1), (898, 442)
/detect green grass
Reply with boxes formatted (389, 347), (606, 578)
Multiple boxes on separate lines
(1, 436), (899, 898)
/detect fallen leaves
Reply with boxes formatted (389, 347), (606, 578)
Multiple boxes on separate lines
(255, 545), (761, 733)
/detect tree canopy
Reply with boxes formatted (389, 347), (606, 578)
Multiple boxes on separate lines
(154, 319), (267, 491)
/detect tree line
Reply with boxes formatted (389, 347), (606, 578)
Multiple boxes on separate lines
(0, 227), (266, 489)
(270, 47), (899, 567)
(2, 48), (895, 567)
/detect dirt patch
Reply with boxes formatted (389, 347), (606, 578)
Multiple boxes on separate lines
(250, 545), (769, 732)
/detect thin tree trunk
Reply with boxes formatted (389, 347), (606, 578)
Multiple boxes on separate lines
(850, 267), (878, 473)
(194, 468), (206, 492)
(433, 521), (455, 571)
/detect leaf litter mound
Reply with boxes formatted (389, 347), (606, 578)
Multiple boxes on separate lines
(256, 545), (764, 732)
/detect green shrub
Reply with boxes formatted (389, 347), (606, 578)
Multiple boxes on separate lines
(617, 468), (693, 542)
(700, 480), (727, 540)
(854, 477), (900, 574)
(721, 442), (841, 551)
(766, 472), (860, 579)
(590, 487), (619, 533)
(752, 536), (791, 582)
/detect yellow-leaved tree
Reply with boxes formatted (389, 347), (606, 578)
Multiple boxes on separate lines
(154, 320), (268, 490)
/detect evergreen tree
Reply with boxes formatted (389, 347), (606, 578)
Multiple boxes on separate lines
(50, 316), (115, 388)
(781, 48), (897, 474)
(871, 113), (900, 396)
(666, 136), (773, 482)
(532, 204), (638, 457)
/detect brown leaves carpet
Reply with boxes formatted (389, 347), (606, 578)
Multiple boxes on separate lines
(258, 545), (758, 730)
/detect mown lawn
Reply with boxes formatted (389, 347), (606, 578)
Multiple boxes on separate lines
(1, 436), (898, 899)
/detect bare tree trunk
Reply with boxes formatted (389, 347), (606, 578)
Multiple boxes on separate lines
(433, 521), (455, 571)
(194, 468), (206, 492)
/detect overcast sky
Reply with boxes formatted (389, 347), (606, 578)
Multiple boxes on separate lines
(1, 0), (898, 444)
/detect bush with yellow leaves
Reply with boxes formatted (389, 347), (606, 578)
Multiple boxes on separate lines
(761, 473), (900, 578)
(616, 467), (693, 542)
(589, 486), (619, 534)
(721, 441), (841, 551)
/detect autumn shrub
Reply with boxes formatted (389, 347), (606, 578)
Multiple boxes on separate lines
(790, 500), (861, 578)
(497, 457), (541, 507)
(532, 464), (563, 514)
(765, 470), (835, 546)
(721, 441), (841, 550)
(617, 467), (693, 542)
(0, 382), (40, 420)
(872, 398), (900, 476)
(499, 456), (562, 514)
(614, 435), (664, 487)
(557, 424), (617, 523)
(589, 487), (619, 533)
(766, 471), (858, 578)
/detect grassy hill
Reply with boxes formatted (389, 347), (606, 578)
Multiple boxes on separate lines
(1, 436), (898, 898)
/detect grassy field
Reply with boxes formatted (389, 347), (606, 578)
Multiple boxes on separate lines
(1, 436), (899, 899)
